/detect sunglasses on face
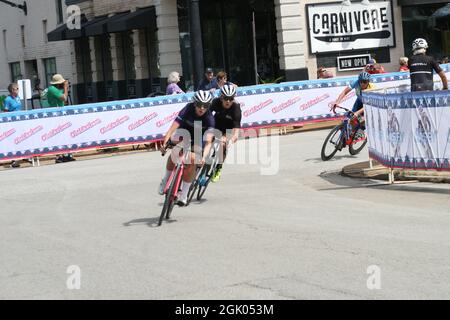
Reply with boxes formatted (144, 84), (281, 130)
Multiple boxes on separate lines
(195, 103), (209, 110)
(222, 97), (234, 102)
(360, 80), (369, 85)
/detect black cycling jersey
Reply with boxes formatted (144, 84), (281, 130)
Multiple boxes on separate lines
(210, 98), (242, 134)
(174, 102), (215, 147)
(408, 54), (442, 92)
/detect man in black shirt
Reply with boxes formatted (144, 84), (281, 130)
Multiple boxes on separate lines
(210, 84), (242, 182)
(197, 68), (214, 91)
(408, 38), (448, 92)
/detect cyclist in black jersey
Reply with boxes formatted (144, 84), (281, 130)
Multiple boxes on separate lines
(158, 90), (215, 206)
(209, 84), (242, 182)
(408, 38), (448, 92)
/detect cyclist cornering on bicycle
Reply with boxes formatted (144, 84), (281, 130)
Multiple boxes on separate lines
(158, 90), (215, 206)
(209, 84), (242, 182)
(331, 71), (374, 121)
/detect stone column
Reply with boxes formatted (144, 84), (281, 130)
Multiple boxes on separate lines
(274, 0), (308, 81)
(154, 0), (182, 91)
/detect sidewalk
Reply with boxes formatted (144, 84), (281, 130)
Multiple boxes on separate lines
(342, 160), (450, 183)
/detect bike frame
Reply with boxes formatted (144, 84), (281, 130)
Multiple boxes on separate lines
(335, 106), (363, 147)
(163, 144), (190, 200)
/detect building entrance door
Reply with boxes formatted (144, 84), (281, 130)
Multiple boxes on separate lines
(200, 0), (279, 86)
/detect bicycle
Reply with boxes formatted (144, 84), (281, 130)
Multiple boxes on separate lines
(321, 105), (367, 161)
(158, 140), (192, 226)
(186, 138), (223, 204)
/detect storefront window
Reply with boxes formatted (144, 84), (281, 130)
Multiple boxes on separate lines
(177, 0), (279, 87)
(177, 0), (193, 91)
(144, 27), (161, 93)
(402, 4), (450, 60)
(9, 62), (22, 83)
(43, 58), (56, 87)
(200, 0), (279, 86)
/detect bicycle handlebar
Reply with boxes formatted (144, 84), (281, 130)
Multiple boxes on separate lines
(160, 140), (177, 156)
(331, 104), (364, 123)
(331, 104), (352, 114)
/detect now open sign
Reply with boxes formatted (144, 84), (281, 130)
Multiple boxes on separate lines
(337, 54), (371, 71)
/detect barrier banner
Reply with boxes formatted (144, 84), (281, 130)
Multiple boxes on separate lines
(0, 64), (449, 161)
(363, 90), (450, 171)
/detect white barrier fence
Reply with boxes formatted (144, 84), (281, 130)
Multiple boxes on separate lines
(1, 64), (449, 161)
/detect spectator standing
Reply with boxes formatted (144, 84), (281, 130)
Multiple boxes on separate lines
(209, 71), (237, 91)
(197, 68), (214, 91)
(365, 58), (386, 74)
(317, 67), (334, 79)
(399, 57), (409, 72)
(4, 83), (22, 112)
(4, 83), (23, 168)
(46, 74), (75, 163)
(31, 78), (44, 109)
(166, 71), (185, 95)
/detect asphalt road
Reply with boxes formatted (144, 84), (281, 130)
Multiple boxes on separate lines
(1, 129), (449, 299)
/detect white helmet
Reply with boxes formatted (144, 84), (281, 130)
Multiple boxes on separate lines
(412, 38), (428, 51)
(220, 84), (236, 98)
(193, 90), (213, 105)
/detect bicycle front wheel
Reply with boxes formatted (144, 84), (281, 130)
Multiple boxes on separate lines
(321, 124), (344, 161)
(159, 166), (181, 226)
(349, 128), (367, 155)
(197, 165), (213, 201)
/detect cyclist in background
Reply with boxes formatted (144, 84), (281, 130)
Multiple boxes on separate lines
(158, 90), (215, 206)
(331, 71), (375, 121)
(209, 84), (242, 182)
(408, 38), (448, 92)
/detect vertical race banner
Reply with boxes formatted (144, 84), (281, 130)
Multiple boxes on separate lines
(363, 90), (450, 171)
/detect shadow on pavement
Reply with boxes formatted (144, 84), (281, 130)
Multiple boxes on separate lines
(123, 217), (178, 228)
(319, 170), (450, 195)
(304, 154), (356, 163)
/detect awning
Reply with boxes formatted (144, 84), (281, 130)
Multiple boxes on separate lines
(47, 15), (88, 41)
(107, 7), (156, 33)
(48, 7), (156, 41)
(47, 23), (68, 42)
(84, 12), (129, 37)
(64, 15), (89, 40)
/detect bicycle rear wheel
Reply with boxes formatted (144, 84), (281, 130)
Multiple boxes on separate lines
(349, 128), (367, 155)
(321, 124), (344, 161)
(187, 166), (202, 206)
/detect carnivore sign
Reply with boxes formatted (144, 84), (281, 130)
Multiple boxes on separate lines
(306, 0), (395, 54)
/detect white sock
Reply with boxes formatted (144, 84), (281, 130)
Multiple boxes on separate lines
(180, 181), (192, 201)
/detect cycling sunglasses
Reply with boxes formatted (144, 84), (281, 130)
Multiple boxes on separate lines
(195, 102), (210, 109)
(222, 97), (234, 102)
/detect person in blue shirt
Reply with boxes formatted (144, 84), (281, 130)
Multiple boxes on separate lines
(4, 83), (23, 168)
(4, 83), (22, 112)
